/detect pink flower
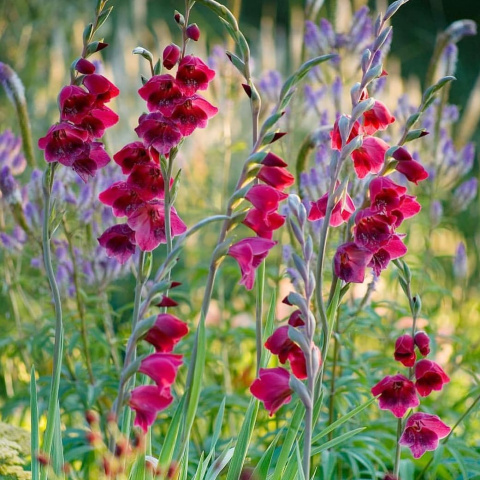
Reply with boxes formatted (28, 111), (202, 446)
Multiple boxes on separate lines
(264, 326), (296, 364)
(113, 142), (153, 175)
(144, 313), (189, 352)
(369, 177), (406, 213)
(162, 44), (181, 70)
(414, 359), (450, 397)
(242, 208), (285, 239)
(399, 412), (451, 458)
(58, 85), (95, 123)
(330, 117), (362, 150)
(138, 75), (184, 115)
(392, 147), (428, 184)
(362, 100), (395, 135)
(308, 185), (356, 226)
(127, 164), (169, 201)
(354, 209), (393, 253)
(83, 74), (120, 105)
(351, 136), (389, 179)
(127, 200), (187, 251)
(138, 353), (183, 388)
(75, 58), (96, 74)
(369, 234), (407, 276)
(77, 105), (119, 139)
(250, 367), (293, 415)
(257, 166), (295, 191)
(176, 55), (215, 96)
(414, 331), (430, 356)
(97, 224), (136, 264)
(228, 237), (276, 290)
(186, 23), (201, 41)
(170, 96), (218, 136)
(98, 182), (144, 217)
(67, 142), (111, 183)
(245, 184), (288, 212)
(371, 374), (419, 418)
(135, 112), (183, 155)
(128, 385), (173, 433)
(394, 334), (416, 367)
(334, 242), (373, 283)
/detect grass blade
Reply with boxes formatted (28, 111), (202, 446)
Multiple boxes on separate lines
(30, 367), (39, 480)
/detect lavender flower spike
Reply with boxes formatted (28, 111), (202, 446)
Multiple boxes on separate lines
(452, 178), (477, 212)
(453, 242), (468, 279)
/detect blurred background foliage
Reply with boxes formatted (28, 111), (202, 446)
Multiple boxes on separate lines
(0, 0), (479, 478)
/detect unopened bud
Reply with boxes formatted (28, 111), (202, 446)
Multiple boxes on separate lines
(162, 43), (181, 70)
(75, 58), (96, 74)
(174, 11), (185, 26)
(414, 331), (430, 356)
(186, 23), (201, 41)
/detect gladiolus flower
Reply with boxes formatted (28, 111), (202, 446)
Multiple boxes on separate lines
(186, 24), (201, 41)
(308, 186), (355, 226)
(135, 112), (183, 155)
(138, 75), (184, 115)
(414, 331), (430, 356)
(351, 136), (389, 179)
(250, 367), (293, 415)
(162, 44), (181, 70)
(170, 96), (218, 136)
(261, 152), (288, 167)
(354, 209), (393, 253)
(392, 147), (428, 184)
(242, 208), (285, 238)
(362, 100), (395, 135)
(113, 142), (153, 174)
(138, 353), (183, 388)
(228, 237), (276, 290)
(128, 385), (173, 433)
(144, 314), (189, 352)
(334, 242), (373, 283)
(83, 74), (120, 105)
(371, 374), (419, 418)
(399, 412), (451, 458)
(330, 117), (361, 150)
(394, 334), (416, 367)
(75, 58), (96, 74)
(99, 182), (144, 217)
(257, 166), (295, 190)
(98, 223), (136, 264)
(176, 55), (215, 96)
(414, 359), (450, 397)
(58, 85), (95, 123)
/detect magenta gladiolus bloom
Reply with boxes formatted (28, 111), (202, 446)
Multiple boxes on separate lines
(414, 331), (431, 356)
(369, 234), (407, 276)
(242, 208), (285, 239)
(394, 334), (416, 367)
(127, 164), (169, 201)
(369, 177), (406, 213)
(245, 184), (288, 212)
(58, 85), (95, 123)
(399, 412), (451, 458)
(170, 96), (218, 136)
(257, 166), (295, 190)
(392, 147), (428, 184)
(261, 152), (288, 167)
(362, 100), (395, 135)
(144, 313), (189, 352)
(228, 237), (276, 290)
(127, 200), (187, 251)
(330, 117), (362, 150)
(138, 74), (185, 115)
(308, 187), (355, 226)
(113, 142), (153, 174)
(414, 359), (450, 397)
(371, 374), (419, 418)
(128, 385), (173, 433)
(135, 112), (183, 156)
(176, 55), (216, 96)
(334, 242), (373, 283)
(162, 43), (181, 70)
(351, 136), (389, 179)
(97, 223), (136, 264)
(265, 326), (296, 364)
(99, 182), (144, 217)
(354, 209), (393, 253)
(83, 74), (120, 105)
(138, 353), (183, 388)
(250, 367), (293, 415)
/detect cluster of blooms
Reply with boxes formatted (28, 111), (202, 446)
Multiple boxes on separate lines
(371, 331), (451, 458)
(128, 292), (189, 432)
(307, 92), (429, 283)
(38, 58), (119, 182)
(227, 152), (294, 290)
(98, 43), (218, 260)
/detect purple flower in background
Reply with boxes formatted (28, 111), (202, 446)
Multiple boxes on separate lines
(430, 200), (443, 227)
(452, 178), (477, 212)
(0, 130), (26, 175)
(304, 21), (321, 52)
(258, 70), (282, 103)
(453, 242), (468, 279)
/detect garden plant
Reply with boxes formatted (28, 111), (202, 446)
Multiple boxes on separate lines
(0, 0), (479, 478)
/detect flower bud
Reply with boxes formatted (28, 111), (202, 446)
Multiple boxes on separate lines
(414, 331), (430, 356)
(394, 334), (416, 367)
(162, 43), (181, 70)
(186, 23), (201, 41)
(75, 58), (96, 74)
(174, 11), (185, 26)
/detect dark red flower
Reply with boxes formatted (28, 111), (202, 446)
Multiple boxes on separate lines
(126, 200), (187, 251)
(308, 185), (355, 226)
(58, 85), (95, 123)
(127, 164), (169, 201)
(265, 326), (295, 364)
(414, 331), (430, 356)
(257, 166), (295, 190)
(392, 147), (428, 184)
(113, 142), (153, 174)
(135, 112), (183, 155)
(414, 359), (450, 397)
(138, 75), (185, 115)
(144, 313), (189, 352)
(162, 44), (181, 70)
(245, 184), (288, 212)
(369, 234), (407, 276)
(228, 237), (276, 290)
(288, 310), (305, 327)
(75, 58), (96, 74)
(243, 208), (285, 239)
(369, 177), (406, 214)
(354, 209), (393, 253)
(394, 334), (416, 367)
(186, 24), (201, 41)
(371, 374), (419, 418)
(98, 181), (143, 217)
(64, 142), (111, 183)
(138, 353), (183, 388)
(170, 96), (218, 136)
(351, 136), (389, 179)
(129, 385), (173, 433)
(390, 194), (422, 227)
(38, 122), (89, 164)
(77, 106), (119, 139)
(176, 55), (216, 96)
(261, 152), (288, 167)
(98, 223), (136, 264)
(334, 242), (373, 283)
(399, 412), (451, 458)
(83, 74), (120, 105)
(250, 367), (293, 415)
(330, 117), (362, 151)
(362, 100), (395, 135)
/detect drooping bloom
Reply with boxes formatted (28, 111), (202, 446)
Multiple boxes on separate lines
(371, 374), (419, 418)
(257, 165), (295, 190)
(394, 334), (416, 367)
(228, 237), (276, 290)
(176, 55), (216, 96)
(170, 96), (218, 136)
(58, 85), (95, 123)
(414, 359), (450, 397)
(351, 136), (389, 179)
(392, 147), (428, 184)
(138, 353), (183, 389)
(99, 181), (144, 217)
(144, 313), (189, 352)
(362, 100), (395, 135)
(242, 208), (285, 239)
(135, 113), (183, 156)
(113, 141), (153, 174)
(414, 331), (430, 356)
(245, 184), (288, 212)
(128, 385), (173, 433)
(250, 367), (293, 415)
(97, 224), (136, 264)
(399, 412), (451, 458)
(334, 242), (373, 283)
(138, 74), (185, 115)
(308, 186), (356, 226)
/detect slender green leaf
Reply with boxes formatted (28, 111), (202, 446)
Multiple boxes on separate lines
(260, 291), (276, 369)
(310, 428), (366, 456)
(295, 442), (306, 480)
(30, 367), (39, 480)
(52, 401), (65, 478)
(157, 397), (185, 471)
(205, 444), (235, 480)
(251, 431), (281, 479)
(192, 453), (205, 480)
(210, 397), (226, 452)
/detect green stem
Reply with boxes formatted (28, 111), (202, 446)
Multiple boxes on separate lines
(40, 164), (64, 472)
(393, 418), (403, 478)
(327, 332), (339, 440)
(255, 260), (265, 374)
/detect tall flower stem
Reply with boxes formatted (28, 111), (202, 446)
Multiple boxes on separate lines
(40, 163), (64, 464)
(393, 417), (403, 477)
